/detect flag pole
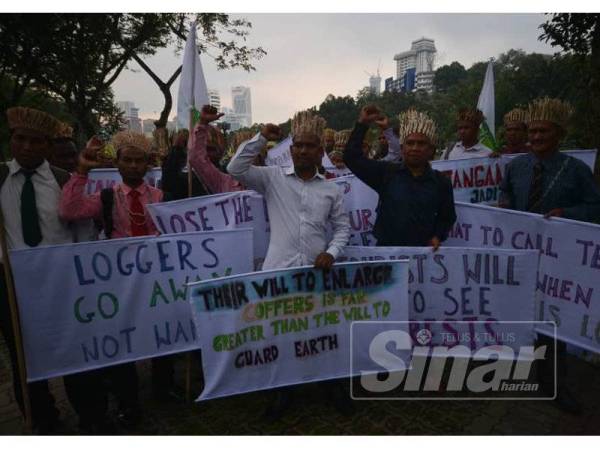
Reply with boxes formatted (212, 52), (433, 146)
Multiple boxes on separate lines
(185, 108), (193, 404)
(184, 20), (198, 404)
(0, 210), (33, 433)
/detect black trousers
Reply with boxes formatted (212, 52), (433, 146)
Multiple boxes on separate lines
(63, 361), (139, 426)
(0, 264), (59, 427)
(63, 369), (108, 426)
(536, 333), (567, 392)
(151, 355), (175, 395)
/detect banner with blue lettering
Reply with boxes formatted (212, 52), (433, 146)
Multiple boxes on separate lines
(146, 191), (270, 270)
(431, 157), (505, 205)
(188, 260), (409, 400)
(10, 230), (253, 381)
(446, 202), (600, 353)
(340, 246), (539, 353)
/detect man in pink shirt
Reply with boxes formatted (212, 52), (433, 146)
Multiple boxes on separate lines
(60, 131), (162, 238)
(188, 105), (245, 194)
(59, 130), (162, 429)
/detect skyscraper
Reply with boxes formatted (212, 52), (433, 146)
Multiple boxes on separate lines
(231, 86), (252, 127)
(117, 100), (142, 133)
(369, 73), (382, 95)
(208, 89), (221, 110)
(220, 107), (246, 131)
(142, 118), (156, 137)
(390, 37), (437, 94)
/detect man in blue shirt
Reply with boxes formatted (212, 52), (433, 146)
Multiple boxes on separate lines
(500, 97), (600, 415)
(499, 100), (600, 222)
(344, 105), (456, 250)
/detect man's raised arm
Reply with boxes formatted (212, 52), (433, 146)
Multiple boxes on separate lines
(227, 124), (281, 194)
(343, 105), (391, 192)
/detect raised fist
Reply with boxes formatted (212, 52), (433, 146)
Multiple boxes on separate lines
(261, 124), (282, 142)
(359, 105), (383, 125)
(77, 146), (101, 175)
(200, 105), (224, 124)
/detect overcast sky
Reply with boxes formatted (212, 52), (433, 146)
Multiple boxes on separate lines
(112, 13), (557, 124)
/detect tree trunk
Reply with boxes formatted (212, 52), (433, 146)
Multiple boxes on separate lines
(154, 83), (173, 129)
(153, 84), (173, 154)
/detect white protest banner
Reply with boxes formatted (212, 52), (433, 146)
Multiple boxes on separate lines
(188, 260), (409, 400)
(445, 202), (600, 353)
(10, 230), (253, 381)
(86, 168), (162, 194)
(147, 191), (269, 270)
(431, 157), (505, 205)
(264, 135), (292, 167)
(340, 246), (539, 353)
(332, 175), (379, 246)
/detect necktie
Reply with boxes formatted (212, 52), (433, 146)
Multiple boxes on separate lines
(20, 169), (43, 247)
(128, 190), (149, 237)
(527, 162), (544, 213)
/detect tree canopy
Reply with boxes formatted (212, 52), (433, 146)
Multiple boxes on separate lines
(0, 13), (265, 155)
(297, 48), (597, 153)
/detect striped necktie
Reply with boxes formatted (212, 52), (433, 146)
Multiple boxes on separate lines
(527, 162), (544, 213)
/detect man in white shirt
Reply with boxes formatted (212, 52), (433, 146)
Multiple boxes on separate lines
(1, 107), (107, 434)
(227, 110), (352, 419)
(227, 111), (350, 271)
(0, 107), (73, 434)
(443, 108), (494, 160)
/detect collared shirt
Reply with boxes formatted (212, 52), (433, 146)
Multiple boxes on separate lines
(0, 159), (74, 261)
(227, 133), (350, 270)
(446, 141), (493, 160)
(59, 174), (163, 238)
(189, 123), (244, 194)
(499, 151), (600, 222)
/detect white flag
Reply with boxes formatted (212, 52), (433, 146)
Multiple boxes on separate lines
(177, 21), (209, 130)
(477, 59), (496, 148)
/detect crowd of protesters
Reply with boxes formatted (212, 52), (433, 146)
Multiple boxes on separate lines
(1, 97), (599, 434)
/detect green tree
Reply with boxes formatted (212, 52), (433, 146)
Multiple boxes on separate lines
(434, 62), (467, 93)
(0, 14), (170, 142)
(130, 14), (266, 135)
(0, 13), (265, 150)
(540, 13), (600, 162)
(317, 94), (358, 130)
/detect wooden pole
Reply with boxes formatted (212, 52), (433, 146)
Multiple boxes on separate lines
(0, 209), (33, 433)
(185, 108), (194, 404)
